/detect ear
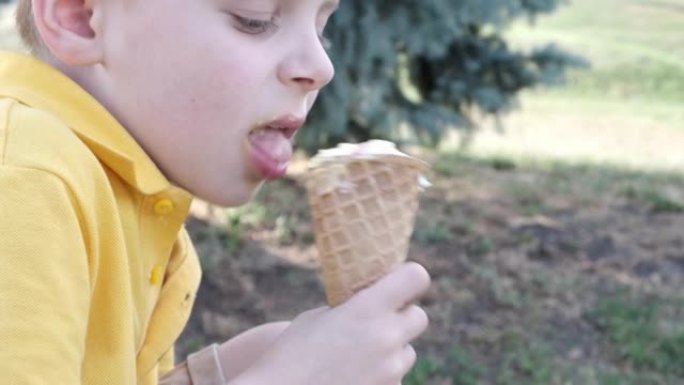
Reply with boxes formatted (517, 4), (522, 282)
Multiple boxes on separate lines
(32, 0), (103, 65)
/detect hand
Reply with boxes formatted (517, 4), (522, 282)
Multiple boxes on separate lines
(232, 262), (431, 385)
(217, 321), (291, 380)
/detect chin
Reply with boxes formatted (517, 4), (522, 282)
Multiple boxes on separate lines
(199, 180), (265, 208)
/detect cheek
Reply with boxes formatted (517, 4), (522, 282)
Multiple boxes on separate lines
(169, 36), (273, 119)
(118, 7), (267, 109)
(163, 59), (267, 153)
(139, 45), (267, 133)
(194, 57), (264, 112)
(109, 5), (275, 154)
(169, 53), (270, 153)
(306, 92), (320, 111)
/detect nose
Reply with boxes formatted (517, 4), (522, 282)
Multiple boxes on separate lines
(277, 30), (335, 92)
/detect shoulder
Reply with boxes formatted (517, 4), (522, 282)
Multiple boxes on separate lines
(0, 97), (109, 195)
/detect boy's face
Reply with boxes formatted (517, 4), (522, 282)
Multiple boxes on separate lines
(97, 0), (337, 206)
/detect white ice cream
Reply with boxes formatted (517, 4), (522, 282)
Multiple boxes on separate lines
(308, 140), (431, 193)
(314, 140), (409, 159)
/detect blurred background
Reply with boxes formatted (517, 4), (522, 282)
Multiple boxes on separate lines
(2, 0), (682, 383)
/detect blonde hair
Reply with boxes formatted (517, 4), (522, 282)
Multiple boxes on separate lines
(16, 0), (42, 52)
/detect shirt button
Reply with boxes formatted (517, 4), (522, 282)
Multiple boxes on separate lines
(149, 265), (164, 285)
(153, 198), (175, 215)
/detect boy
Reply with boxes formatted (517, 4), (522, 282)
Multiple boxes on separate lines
(0, 0), (431, 383)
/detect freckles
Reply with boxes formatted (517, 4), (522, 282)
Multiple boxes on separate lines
(187, 97), (202, 114)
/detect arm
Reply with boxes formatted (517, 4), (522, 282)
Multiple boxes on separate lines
(227, 263), (431, 385)
(162, 263), (430, 385)
(0, 168), (90, 384)
(160, 322), (290, 385)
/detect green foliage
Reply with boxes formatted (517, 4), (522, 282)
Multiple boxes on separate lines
(405, 339), (556, 385)
(300, 0), (586, 152)
(412, 222), (452, 243)
(507, 181), (546, 215)
(433, 151), (516, 177)
(224, 202), (271, 252)
(496, 332), (554, 385)
(567, 366), (670, 385)
(405, 347), (486, 385)
(643, 191), (684, 214)
(623, 186), (684, 214)
(404, 356), (439, 385)
(468, 236), (494, 258)
(433, 152), (472, 177)
(274, 215), (296, 244)
(447, 346), (487, 385)
(489, 156), (517, 171)
(588, 292), (684, 376)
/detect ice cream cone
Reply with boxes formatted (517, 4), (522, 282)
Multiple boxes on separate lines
(306, 141), (428, 306)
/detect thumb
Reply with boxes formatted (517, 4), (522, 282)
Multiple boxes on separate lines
(352, 262), (431, 311)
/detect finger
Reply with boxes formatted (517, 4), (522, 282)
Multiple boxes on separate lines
(401, 344), (417, 374)
(388, 345), (416, 385)
(398, 304), (429, 343)
(294, 306), (329, 322)
(362, 262), (431, 311)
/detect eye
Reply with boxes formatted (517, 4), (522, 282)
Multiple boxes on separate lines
(232, 14), (279, 35)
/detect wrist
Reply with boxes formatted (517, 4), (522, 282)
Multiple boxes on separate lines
(159, 362), (192, 385)
(227, 364), (295, 385)
(187, 343), (227, 385)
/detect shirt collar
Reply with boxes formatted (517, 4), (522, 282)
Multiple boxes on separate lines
(0, 51), (178, 196)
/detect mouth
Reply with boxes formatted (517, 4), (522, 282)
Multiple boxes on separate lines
(246, 115), (305, 180)
(258, 115), (305, 139)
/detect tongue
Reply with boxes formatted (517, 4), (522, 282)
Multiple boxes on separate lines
(249, 129), (293, 177)
(250, 129), (292, 162)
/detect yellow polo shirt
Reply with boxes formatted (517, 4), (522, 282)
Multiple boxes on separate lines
(0, 51), (201, 384)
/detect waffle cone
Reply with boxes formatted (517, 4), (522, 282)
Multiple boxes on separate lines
(306, 153), (426, 306)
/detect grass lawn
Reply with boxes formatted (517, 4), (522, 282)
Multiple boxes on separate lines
(455, 0), (684, 172)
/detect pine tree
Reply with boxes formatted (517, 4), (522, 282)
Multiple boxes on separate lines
(299, 0), (586, 152)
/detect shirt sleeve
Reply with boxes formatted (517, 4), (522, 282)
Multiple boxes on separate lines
(0, 167), (91, 384)
(158, 347), (176, 375)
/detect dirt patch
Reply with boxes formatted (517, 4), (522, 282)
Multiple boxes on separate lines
(176, 155), (684, 383)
